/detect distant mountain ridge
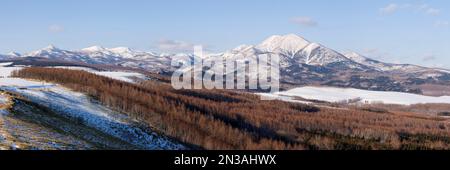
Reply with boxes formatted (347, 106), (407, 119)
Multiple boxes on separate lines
(3, 34), (448, 74)
(2, 34), (450, 94)
(204, 34), (450, 93)
(11, 45), (178, 73)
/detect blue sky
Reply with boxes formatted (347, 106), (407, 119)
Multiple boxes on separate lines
(0, 0), (449, 68)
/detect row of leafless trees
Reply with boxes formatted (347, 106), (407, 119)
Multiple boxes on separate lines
(13, 67), (450, 150)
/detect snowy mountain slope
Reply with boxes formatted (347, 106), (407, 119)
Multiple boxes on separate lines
(24, 45), (94, 63)
(201, 34), (369, 85)
(1, 34), (450, 94)
(0, 74), (185, 149)
(1, 62), (185, 150)
(256, 34), (311, 56)
(346, 52), (450, 77)
(343, 52), (427, 72)
(218, 35), (450, 93)
(0, 34), (446, 75)
(225, 34), (365, 68)
(1, 34), (446, 76)
(5, 86), (185, 150)
(0, 53), (19, 60)
(19, 45), (175, 73)
(0, 34), (380, 73)
(298, 43), (359, 67)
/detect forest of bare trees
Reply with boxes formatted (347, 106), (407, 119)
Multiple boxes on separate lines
(12, 67), (450, 150)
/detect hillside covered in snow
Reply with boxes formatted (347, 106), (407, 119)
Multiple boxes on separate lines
(0, 62), (185, 150)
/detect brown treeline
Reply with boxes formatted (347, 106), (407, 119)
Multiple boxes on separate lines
(13, 67), (450, 150)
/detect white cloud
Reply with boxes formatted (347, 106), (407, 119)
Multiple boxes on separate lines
(425, 8), (441, 16)
(362, 48), (390, 60)
(422, 54), (436, 61)
(156, 39), (194, 52)
(435, 20), (449, 27)
(361, 48), (403, 64)
(290, 17), (318, 27)
(418, 4), (440, 15)
(426, 63), (445, 68)
(380, 4), (399, 14)
(379, 3), (441, 16)
(363, 48), (379, 54)
(155, 39), (210, 53)
(49, 24), (64, 33)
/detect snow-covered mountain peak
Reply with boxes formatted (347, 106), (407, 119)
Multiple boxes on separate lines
(232, 44), (254, 52)
(25, 45), (65, 56)
(7, 51), (21, 57)
(81, 46), (107, 52)
(159, 52), (173, 57)
(81, 46), (141, 58)
(228, 35), (356, 67)
(44, 45), (59, 51)
(3, 34), (449, 79)
(109, 47), (134, 54)
(256, 34), (310, 54)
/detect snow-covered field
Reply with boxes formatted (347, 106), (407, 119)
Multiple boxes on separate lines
(0, 63), (55, 88)
(93, 71), (146, 83)
(3, 86), (185, 149)
(0, 63), (147, 85)
(272, 86), (450, 105)
(0, 62), (13, 67)
(0, 78), (54, 88)
(48, 66), (147, 83)
(0, 63), (21, 78)
(0, 62), (184, 150)
(258, 93), (311, 104)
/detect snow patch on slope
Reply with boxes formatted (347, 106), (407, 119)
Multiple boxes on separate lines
(3, 86), (185, 150)
(94, 71), (146, 83)
(49, 66), (147, 83)
(1, 63), (183, 149)
(256, 34), (310, 55)
(0, 64), (22, 78)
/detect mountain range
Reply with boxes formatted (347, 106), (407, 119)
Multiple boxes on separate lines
(2, 34), (450, 95)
